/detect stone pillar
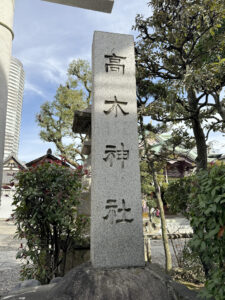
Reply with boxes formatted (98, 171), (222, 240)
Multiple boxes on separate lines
(91, 31), (144, 268)
(0, 0), (15, 191)
(42, 0), (114, 13)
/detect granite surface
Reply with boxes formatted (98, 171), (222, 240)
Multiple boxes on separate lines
(91, 31), (144, 268)
(42, 0), (114, 13)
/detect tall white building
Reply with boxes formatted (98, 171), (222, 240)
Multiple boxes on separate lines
(0, 0), (15, 192)
(4, 57), (25, 159)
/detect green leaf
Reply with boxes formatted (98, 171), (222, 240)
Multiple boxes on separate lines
(200, 241), (206, 251)
(205, 202), (218, 214)
(206, 225), (220, 238)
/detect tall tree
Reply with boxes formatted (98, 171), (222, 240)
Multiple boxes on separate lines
(134, 0), (225, 170)
(139, 111), (195, 272)
(37, 60), (91, 168)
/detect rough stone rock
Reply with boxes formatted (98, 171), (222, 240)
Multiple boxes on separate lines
(3, 263), (199, 300)
(50, 277), (63, 284)
(2, 283), (56, 300)
(12, 279), (41, 291)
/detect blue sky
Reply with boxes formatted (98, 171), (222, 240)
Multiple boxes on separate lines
(13, 0), (224, 162)
(13, 0), (150, 162)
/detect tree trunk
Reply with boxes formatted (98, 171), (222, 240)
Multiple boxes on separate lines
(187, 88), (208, 170)
(164, 167), (168, 184)
(151, 167), (172, 272)
(144, 236), (151, 262)
(191, 117), (208, 170)
(53, 225), (60, 277)
(139, 112), (172, 272)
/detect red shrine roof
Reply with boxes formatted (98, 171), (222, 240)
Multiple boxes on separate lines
(26, 149), (70, 168)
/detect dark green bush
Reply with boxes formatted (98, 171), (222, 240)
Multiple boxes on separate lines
(13, 163), (88, 284)
(164, 176), (193, 217)
(189, 164), (225, 299)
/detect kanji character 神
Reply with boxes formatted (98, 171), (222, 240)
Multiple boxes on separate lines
(103, 143), (129, 168)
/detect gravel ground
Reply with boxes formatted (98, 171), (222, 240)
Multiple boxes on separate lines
(0, 265), (21, 298)
(0, 220), (22, 298)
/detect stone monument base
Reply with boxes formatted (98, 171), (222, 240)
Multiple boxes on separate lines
(3, 263), (199, 300)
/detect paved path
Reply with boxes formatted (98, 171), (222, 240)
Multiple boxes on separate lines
(0, 218), (189, 297)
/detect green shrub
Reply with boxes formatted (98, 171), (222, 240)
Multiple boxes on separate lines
(164, 176), (193, 217)
(189, 164), (225, 299)
(13, 163), (88, 284)
(165, 165), (225, 299)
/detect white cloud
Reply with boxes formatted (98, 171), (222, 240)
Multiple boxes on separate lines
(24, 81), (45, 98)
(14, 45), (68, 85)
(42, 57), (67, 84)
